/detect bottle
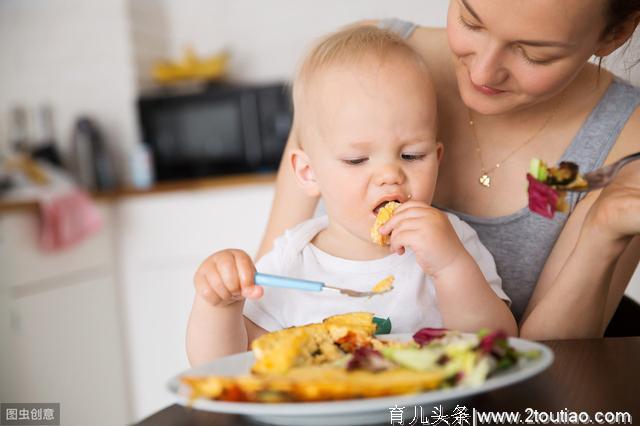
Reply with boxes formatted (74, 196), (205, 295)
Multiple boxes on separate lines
(70, 117), (116, 191)
(8, 106), (30, 153)
(31, 104), (62, 167)
(129, 142), (154, 189)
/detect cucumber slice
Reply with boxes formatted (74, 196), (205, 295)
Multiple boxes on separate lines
(383, 347), (440, 371)
(529, 158), (548, 181)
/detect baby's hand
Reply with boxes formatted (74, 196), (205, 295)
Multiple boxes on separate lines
(378, 202), (466, 276)
(193, 249), (262, 307)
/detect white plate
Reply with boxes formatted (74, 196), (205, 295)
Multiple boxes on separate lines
(168, 334), (553, 426)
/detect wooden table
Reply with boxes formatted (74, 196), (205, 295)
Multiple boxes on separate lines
(137, 337), (640, 425)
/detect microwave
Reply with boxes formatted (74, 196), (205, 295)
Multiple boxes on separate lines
(137, 82), (292, 181)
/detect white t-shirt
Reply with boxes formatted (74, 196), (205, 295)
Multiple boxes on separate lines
(244, 213), (509, 333)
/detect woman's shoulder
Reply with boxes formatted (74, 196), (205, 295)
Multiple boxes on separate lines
(407, 26), (449, 56)
(597, 73), (640, 161)
(406, 26), (457, 91)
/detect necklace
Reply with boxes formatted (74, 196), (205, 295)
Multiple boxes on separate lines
(468, 96), (563, 188)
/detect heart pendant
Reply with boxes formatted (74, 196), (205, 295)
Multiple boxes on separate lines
(479, 174), (491, 187)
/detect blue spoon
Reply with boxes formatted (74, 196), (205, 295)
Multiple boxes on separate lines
(254, 272), (391, 298)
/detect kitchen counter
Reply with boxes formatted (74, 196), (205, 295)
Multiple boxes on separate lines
(0, 172), (277, 213)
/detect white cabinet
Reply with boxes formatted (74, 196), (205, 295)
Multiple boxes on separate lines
(0, 182), (276, 424)
(3, 275), (129, 426)
(0, 205), (130, 426)
(115, 182), (274, 421)
(2, 206), (114, 288)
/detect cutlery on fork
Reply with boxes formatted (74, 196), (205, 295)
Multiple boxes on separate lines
(568, 151), (640, 192)
(254, 272), (392, 298)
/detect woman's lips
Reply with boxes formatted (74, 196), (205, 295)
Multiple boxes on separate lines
(471, 81), (506, 96)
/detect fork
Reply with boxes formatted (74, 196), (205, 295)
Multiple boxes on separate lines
(254, 272), (392, 298)
(569, 151), (640, 192)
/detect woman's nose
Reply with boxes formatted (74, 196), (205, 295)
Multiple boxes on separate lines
(374, 163), (405, 186)
(469, 41), (509, 87)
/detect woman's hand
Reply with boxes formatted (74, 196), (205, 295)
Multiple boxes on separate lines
(583, 161), (640, 244)
(378, 201), (466, 276)
(521, 161), (640, 339)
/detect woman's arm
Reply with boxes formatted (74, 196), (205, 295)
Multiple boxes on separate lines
(520, 110), (640, 340)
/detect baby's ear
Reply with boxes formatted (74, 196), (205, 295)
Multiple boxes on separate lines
(290, 148), (321, 197)
(436, 141), (444, 163)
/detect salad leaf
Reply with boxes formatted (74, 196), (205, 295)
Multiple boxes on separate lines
(477, 330), (508, 354)
(346, 347), (392, 372)
(413, 328), (448, 346)
(477, 330), (518, 371)
(527, 174), (558, 219)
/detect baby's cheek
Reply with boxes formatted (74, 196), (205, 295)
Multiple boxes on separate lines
(412, 171), (439, 203)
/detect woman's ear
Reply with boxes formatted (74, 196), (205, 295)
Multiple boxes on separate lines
(290, 148), (321, 197)
(595, 12), (640, 57)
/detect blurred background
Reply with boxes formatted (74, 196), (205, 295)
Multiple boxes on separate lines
(0, 1), (638, 425)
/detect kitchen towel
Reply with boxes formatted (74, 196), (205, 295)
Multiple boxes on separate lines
(38, 189), (103, 252)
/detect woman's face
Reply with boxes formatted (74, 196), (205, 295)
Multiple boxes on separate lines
(447, 0), (609, 115)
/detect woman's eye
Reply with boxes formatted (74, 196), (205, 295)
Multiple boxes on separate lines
(516, 46), (554, 66)
(458, 15), (481, 32)
(401, 153), (426, 161)
(343, 158), (368, 165)
(521, 54), (553, 66)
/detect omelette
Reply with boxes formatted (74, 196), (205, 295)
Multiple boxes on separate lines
(181, 313), (522, 403)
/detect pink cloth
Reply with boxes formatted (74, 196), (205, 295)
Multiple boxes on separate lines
(38, 190), (103, 251)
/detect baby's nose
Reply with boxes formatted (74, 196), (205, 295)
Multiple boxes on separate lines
(374, 163), (405, 186)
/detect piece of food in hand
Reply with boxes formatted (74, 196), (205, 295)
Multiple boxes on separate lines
(527, 158), (588, 218)
(182, 316), (535, 403)
(371, 275), (395, 294)
(370, 201), (400, 245)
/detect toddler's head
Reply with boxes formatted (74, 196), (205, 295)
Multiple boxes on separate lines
(290, 26), (442, 249)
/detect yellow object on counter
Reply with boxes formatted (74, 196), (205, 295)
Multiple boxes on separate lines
(152, 47), (230, 84)
(4, 155), (49, 185)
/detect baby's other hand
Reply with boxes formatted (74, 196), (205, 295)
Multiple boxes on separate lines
(193, 249), (262, 307)
(378, 202), (465, 276)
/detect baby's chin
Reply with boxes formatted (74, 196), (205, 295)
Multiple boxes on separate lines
(318, 221), (391, 260)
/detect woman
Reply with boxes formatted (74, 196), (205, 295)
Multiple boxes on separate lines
(257, 0), (640, 339)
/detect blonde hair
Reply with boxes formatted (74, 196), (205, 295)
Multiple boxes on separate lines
(294, 25), (429, 97)
(291, 25), (432, 141)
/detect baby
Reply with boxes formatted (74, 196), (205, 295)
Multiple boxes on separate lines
(187, 26), (516, 366)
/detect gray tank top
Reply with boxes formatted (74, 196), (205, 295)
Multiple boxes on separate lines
(379, 18), (640, 320)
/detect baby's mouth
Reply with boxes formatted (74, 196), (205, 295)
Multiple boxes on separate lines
(372, 200), (400, 215)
